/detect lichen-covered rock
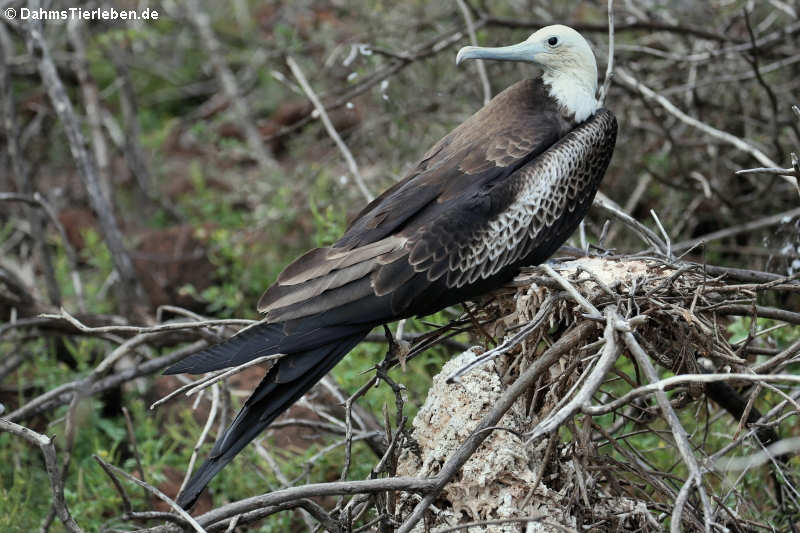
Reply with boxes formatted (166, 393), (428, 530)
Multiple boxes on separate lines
(397, 349), (571, 532)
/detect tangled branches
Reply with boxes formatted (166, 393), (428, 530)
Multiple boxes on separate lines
(3, 255), (798, 532)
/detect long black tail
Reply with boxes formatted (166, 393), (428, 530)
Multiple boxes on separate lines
(164, 324), (369, 509)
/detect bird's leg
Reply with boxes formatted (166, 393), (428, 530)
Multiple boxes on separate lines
(381, 324), (411, 373)
(373, 325), (413, 530)
(462, 302), (496, 348)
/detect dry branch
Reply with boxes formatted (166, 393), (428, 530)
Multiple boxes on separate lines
(0, 418), (83, 533)
(23, 0), (148, 317)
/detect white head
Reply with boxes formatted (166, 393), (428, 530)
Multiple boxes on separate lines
(456, 25), (599, 122)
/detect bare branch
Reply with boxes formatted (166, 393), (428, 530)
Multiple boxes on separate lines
(597, 0), (615, 106)
(93, 455), (208, 533)
(23, 0), (148, 316)
(182, 0), (278, 173)
(287, 55), (374, 203)
(456, 0), (492, 105)
(0, 418), (84, 533)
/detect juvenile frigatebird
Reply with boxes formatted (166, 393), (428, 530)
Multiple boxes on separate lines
(166, 24), (618, 508)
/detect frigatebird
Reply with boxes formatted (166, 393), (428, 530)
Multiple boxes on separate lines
(166, 24), (617, 509)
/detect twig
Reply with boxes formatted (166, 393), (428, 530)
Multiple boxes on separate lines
(93, 455), (208, 533)
(592, 192), (668, 253)
(456, 0), (491, 105)
(106, 36), (183, 220)
(66, 19), (112, 205)
(708, 304), (800, 326)
(715, 438), (800, 471)
(597, 0), (615, 106)
(584, 372), (800, 415)
(0, 42), (61, 308)
(649, 209), (672, 260)
(0, 193), (84, 310)
(615, 68), (796, 189)
(736, 166), (796, 176)
(7, 340), (207, 422)
(541, 264), (602, 319)
(484, 16), (735, 43)
(177, 383), (220, 502)
(24, 0), (148, 317)
(621, 325), (713, 532)
(182, 0), (278, 173)
(287, 55), (374, 203)
(0, 418), (84, 533)
(151, 353), (282, 410)
(193, 477), (436, 528)
(122, 407), (151, 505)
(525, 307), (620, 444)
(671, 206), (800, 253)
(445, 295), (558, 383)
(754, 338), (800, 373)
(40, 307), (255, 335)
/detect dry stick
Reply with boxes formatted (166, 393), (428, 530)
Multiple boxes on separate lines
(189, 477), (437, 528)
(252, 443), (318, 531)
(649, 209), (672, 260)
(541, 264), (602, 319)
(177, 383), (220, 502)
(754, 338), (800, 373)
(396, 321), (597, 533)
(287, 56), (374, 203)
(445, 295), (557, 383)
(525, 307), (619, 444)
(456, 0), (491, 105)
(584, 373), (800, 416)
(672, 474), (699, 533)
(614, 68), (796, 190)
(621, 327), (713, 533)
(183, 0), (277, 173)
(671, 206), (800, 253)
(710, 304), (800, 326)
(268, 17), (482, 144)
(0, 41), (61, 308)
(592, 192), (668, 253)
(41, 306), (255, 335)
(24, 3), (148, 316)
(484, 16), (733, 42)
(66, 20), (112, 204)
(0, 193), (85, 310)
(0, 418), (84, 533)
(6, 331), (162, 421)
(156, 353), (282, 408)
(198, 500), (340, 533)
(121, 406), (151, 506)
(597, 0), (615, 106)
(7, 339), (207, 422)
(107, 38), (183, 221)
(715, 438), (800, 471)
(93, 455), (208, 533)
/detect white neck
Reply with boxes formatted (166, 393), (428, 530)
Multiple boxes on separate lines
(542, 69), (599, 123)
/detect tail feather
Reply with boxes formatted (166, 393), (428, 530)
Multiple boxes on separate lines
(164, 323), (283, 375)
(164, 322), (368, 375)
(175, 331), (368, 510)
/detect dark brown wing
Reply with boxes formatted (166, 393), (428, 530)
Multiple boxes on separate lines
(258, 82), (616, 324)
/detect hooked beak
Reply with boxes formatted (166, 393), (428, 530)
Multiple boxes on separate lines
(456, 40), (543, 66)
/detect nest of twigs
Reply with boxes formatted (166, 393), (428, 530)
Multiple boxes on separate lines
(392, 255), (800, 532)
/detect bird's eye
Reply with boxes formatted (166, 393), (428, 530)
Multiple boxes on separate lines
(547, 37), (559, 46)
